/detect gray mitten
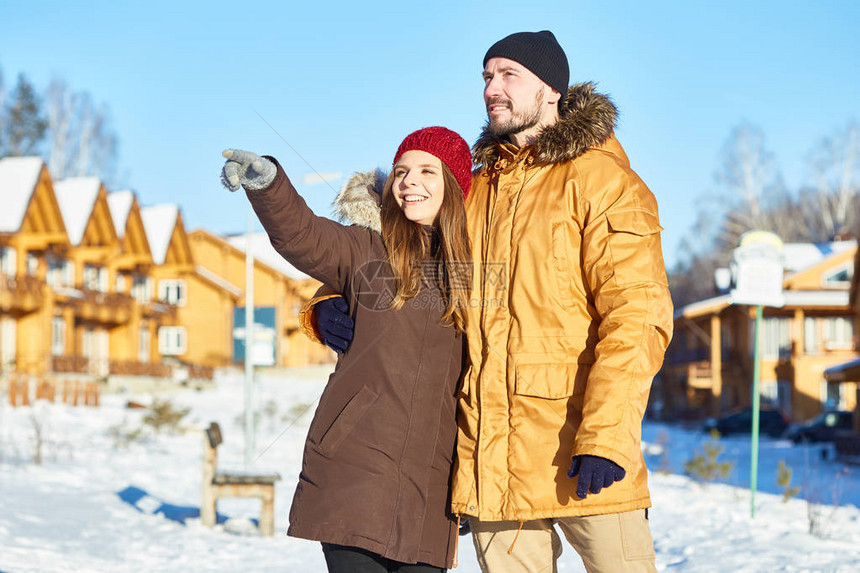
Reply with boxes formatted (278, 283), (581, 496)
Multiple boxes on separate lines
(221, 149), (277, 192)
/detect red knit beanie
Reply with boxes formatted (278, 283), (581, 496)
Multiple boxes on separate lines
(393, 126), (472, 198)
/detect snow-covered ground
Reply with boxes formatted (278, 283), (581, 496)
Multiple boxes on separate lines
(2, 367), (859, 572)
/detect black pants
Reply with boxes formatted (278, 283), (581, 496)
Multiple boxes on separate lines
(321, 543), (445, 573)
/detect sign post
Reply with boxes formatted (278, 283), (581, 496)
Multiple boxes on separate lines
(728, 231), (784, 518)
(244, 209), (256, 468)
(749, 304), (763, 518)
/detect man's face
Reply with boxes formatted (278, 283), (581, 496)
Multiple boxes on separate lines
(483, 57), (550, 138)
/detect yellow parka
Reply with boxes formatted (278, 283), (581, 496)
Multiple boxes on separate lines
(451, 83), (674, 521)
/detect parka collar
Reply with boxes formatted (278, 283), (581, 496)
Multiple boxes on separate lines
(472, 82), (618, 169)
(333, 169), (386, 233)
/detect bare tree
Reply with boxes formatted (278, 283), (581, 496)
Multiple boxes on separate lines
(803, 121), (860, 240)
(715, 122), (775, 225)
(77, 94), (118, 181)
(46, 78), (73, 178)
(712, 121), (793, 251)
(670, 120), (859, 307)
(44, 77), (119, 183)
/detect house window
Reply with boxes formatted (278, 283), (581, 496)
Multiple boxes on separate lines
(0, 317), (16, 372)
(804, 317), (820, 354)
(822, 317), (854, 351)
(158, 326), (187, 356)
(26, 252), (39, 276)
(138, 322), (150, 363)
(47, 257), (73, 288)
(116, 273), (127, 293)
(51, 316), (66, 356)
(777, 380), (792, 416)
(158, 279), (187, 306)
(822, 264), (852, 288)
(131, 274), (152, 303)
(761, 317), (791, 359)
(821, 380), (844, 410)
(82, 327), (94, 359)
(83, 264), (108, 291)
(760, 379), (778, 407)
(0, 247), (16, 277)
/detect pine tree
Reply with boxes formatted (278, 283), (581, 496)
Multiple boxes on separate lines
(4, 73), (47, 156)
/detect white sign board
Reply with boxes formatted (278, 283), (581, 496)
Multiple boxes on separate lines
(233, 324), (276, 366)
(729, 231), (785, 308)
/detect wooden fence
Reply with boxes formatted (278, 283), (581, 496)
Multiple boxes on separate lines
(6, 375), (100, 407)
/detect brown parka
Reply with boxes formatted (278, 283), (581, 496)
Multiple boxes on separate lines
(450, 83), (674, 521)
(246, 162), (463, 568)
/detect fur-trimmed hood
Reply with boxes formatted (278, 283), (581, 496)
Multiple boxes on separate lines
(472, 82), (617, 169)
(332, 169), (386, 233)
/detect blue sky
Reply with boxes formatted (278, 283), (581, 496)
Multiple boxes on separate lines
(1, 0), (858, 268)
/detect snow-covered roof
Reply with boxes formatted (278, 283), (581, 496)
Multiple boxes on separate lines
(782, 241), (857, 273)
(226, 232), (309, 280)
(675, 294), (731, 319)
(194, 265), (242, 297)
(825, 356), (860, 380)
(53, 177), (102, 245)
(781, 290), (850, 307)
(140, 205), (179, 265)
(676, 289), (850, 319)
(0, 157), (45, 233)
(107, 190), (135, 239)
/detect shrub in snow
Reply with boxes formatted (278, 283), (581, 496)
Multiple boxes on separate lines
(683, 429), (734, 484)
(109, 418), (149, 447)
(142, 398), (190, 434)
(776, 460), (801, 502)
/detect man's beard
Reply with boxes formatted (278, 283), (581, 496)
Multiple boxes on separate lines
(486, 86), (545, 138)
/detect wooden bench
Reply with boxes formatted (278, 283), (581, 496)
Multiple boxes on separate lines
(201, 422), (281, 536)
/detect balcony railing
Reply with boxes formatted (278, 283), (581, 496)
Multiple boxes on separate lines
(687, 361), (714, 389)
(142, 300), (177, 319)
(188, 363), (214, 380)
(0, 274), (45, 312)
(665, 346), (742, 366)
(109, 360), (173, 377)
(52, 355), (90, 374)
(72, 289), (135, 325)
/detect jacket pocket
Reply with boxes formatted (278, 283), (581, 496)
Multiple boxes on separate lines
(317, 386), (378, 457)
(551, 221), (577, 308)
(514, 363), (586, 400)
(605, 210), (665, 286)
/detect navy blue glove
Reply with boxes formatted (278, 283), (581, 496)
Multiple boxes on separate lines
(316, 297), (354, 353)
(568, 455), (626, 498)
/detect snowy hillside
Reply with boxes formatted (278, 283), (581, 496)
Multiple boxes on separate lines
(1, 367), (859, 572)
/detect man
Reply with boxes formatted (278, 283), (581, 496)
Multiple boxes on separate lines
(307, 31), (673, 573)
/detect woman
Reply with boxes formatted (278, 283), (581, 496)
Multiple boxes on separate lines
(220, 126), (472, 572)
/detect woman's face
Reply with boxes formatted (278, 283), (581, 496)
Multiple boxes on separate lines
(391, 150), (444, 226)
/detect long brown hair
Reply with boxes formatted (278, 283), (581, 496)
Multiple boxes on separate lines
(380, 164), (472, 333)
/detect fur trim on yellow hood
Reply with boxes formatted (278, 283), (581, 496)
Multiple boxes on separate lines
(472, 82), (618, 168)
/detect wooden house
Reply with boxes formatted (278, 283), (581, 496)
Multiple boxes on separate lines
(660, 241), (857, 422)
(0, 157), (69, 374)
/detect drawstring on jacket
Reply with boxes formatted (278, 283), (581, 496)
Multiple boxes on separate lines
(507, 520), (524, 555)
(452, 515), (461, 568)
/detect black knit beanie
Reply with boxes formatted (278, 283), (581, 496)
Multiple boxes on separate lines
(483, 30), (569, 95)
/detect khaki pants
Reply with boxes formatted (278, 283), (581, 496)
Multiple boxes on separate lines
(469, 510), (656, 573)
